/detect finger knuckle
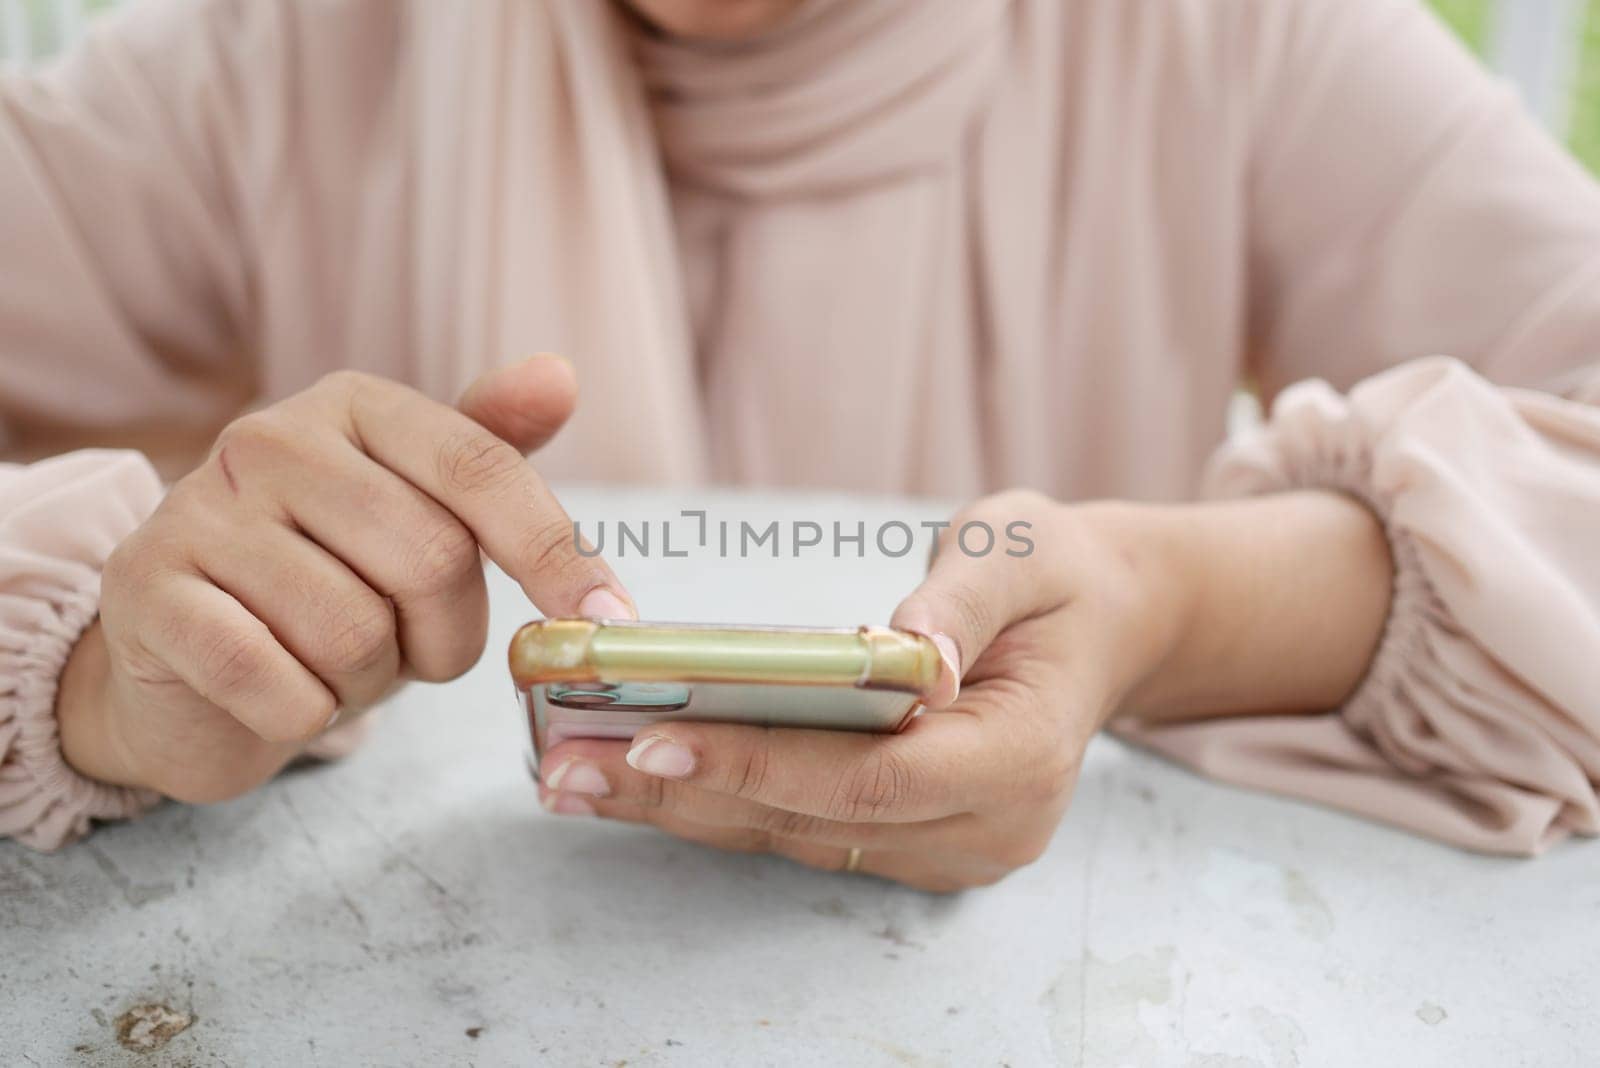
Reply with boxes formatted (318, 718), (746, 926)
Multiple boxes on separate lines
(196, 628), (275, 702)
(405, 518), (480, 594)
(436, 429), (521, 498)
(102, 530), (165, 593)
(214, 410), (295, 461)
(315, 369), (371, 398)
(731, 731), (774, 801)
(319, 596), (397, 676)
(757, 806), (827, 843)
(934, 579), (995, 647)
(518, 514), (583, 579)
(832, 748), (914, 822)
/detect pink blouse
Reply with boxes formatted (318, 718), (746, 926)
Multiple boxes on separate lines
(2, 0), (1598, 854)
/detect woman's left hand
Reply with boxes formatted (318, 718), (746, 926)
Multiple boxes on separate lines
(535, 491), (1183, 892)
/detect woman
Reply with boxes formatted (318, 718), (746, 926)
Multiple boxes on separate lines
(2, 0), (1597, 891)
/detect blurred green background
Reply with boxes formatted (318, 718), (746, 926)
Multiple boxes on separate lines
(1429, 0), (1600, 168)
(1430, 0), (1500, 43)
(7, 0), (1600, 172)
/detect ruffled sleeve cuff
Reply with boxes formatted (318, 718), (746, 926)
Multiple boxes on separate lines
(1116, 357), (1600, 856)
(1, 451), (164, 851)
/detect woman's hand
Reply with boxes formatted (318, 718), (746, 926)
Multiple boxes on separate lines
(56, 357), (634, 804)
(535, 492), (1179, 891)
(537, 488), (1393, 892)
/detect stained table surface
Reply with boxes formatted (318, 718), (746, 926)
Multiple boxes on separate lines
(4, 487), (1594, 1067)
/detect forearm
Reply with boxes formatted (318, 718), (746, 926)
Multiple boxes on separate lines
(1112, 490), (1393, 723)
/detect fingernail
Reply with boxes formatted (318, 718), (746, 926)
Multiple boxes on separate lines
(543, 760), (610, 797)
(543, 793), (596, 817)
(910, 631), (961, 707)
(578, 587), (634, 621)
(325, 708), (342, 730)
(931, 633), (962, 682)
(626, 736), (696, 779)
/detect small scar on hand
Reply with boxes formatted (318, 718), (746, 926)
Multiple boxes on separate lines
(217, 445), (240, 495)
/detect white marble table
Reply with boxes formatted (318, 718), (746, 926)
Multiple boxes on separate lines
(3, 487), (1595, 1066)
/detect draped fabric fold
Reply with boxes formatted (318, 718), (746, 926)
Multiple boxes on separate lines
(634, 0), (1012, 198)
(632, 0), (1016, 492)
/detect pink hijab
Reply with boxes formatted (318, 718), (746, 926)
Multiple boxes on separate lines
(638, 0), (1014, 492)
(405, 0), (1225, 499)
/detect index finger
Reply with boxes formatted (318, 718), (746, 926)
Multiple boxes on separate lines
(622, 711), (1002, 823)
(339, 373), (633, 619)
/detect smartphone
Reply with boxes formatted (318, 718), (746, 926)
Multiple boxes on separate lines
(509, 620), (941, 767)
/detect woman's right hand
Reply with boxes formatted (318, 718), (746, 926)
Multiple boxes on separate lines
(54, 357), (631, 804)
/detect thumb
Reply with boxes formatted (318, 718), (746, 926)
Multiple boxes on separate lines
(891, 532), (1057, 709)
(457, 353), (579, 452)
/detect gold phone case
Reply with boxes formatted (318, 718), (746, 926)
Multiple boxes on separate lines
(509, 620), (940, 766)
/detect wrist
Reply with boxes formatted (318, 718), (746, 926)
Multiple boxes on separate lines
(1111, 490), (1393, 724)
(1071, 501), (1199, 724)
(55, 619), (135, 788)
